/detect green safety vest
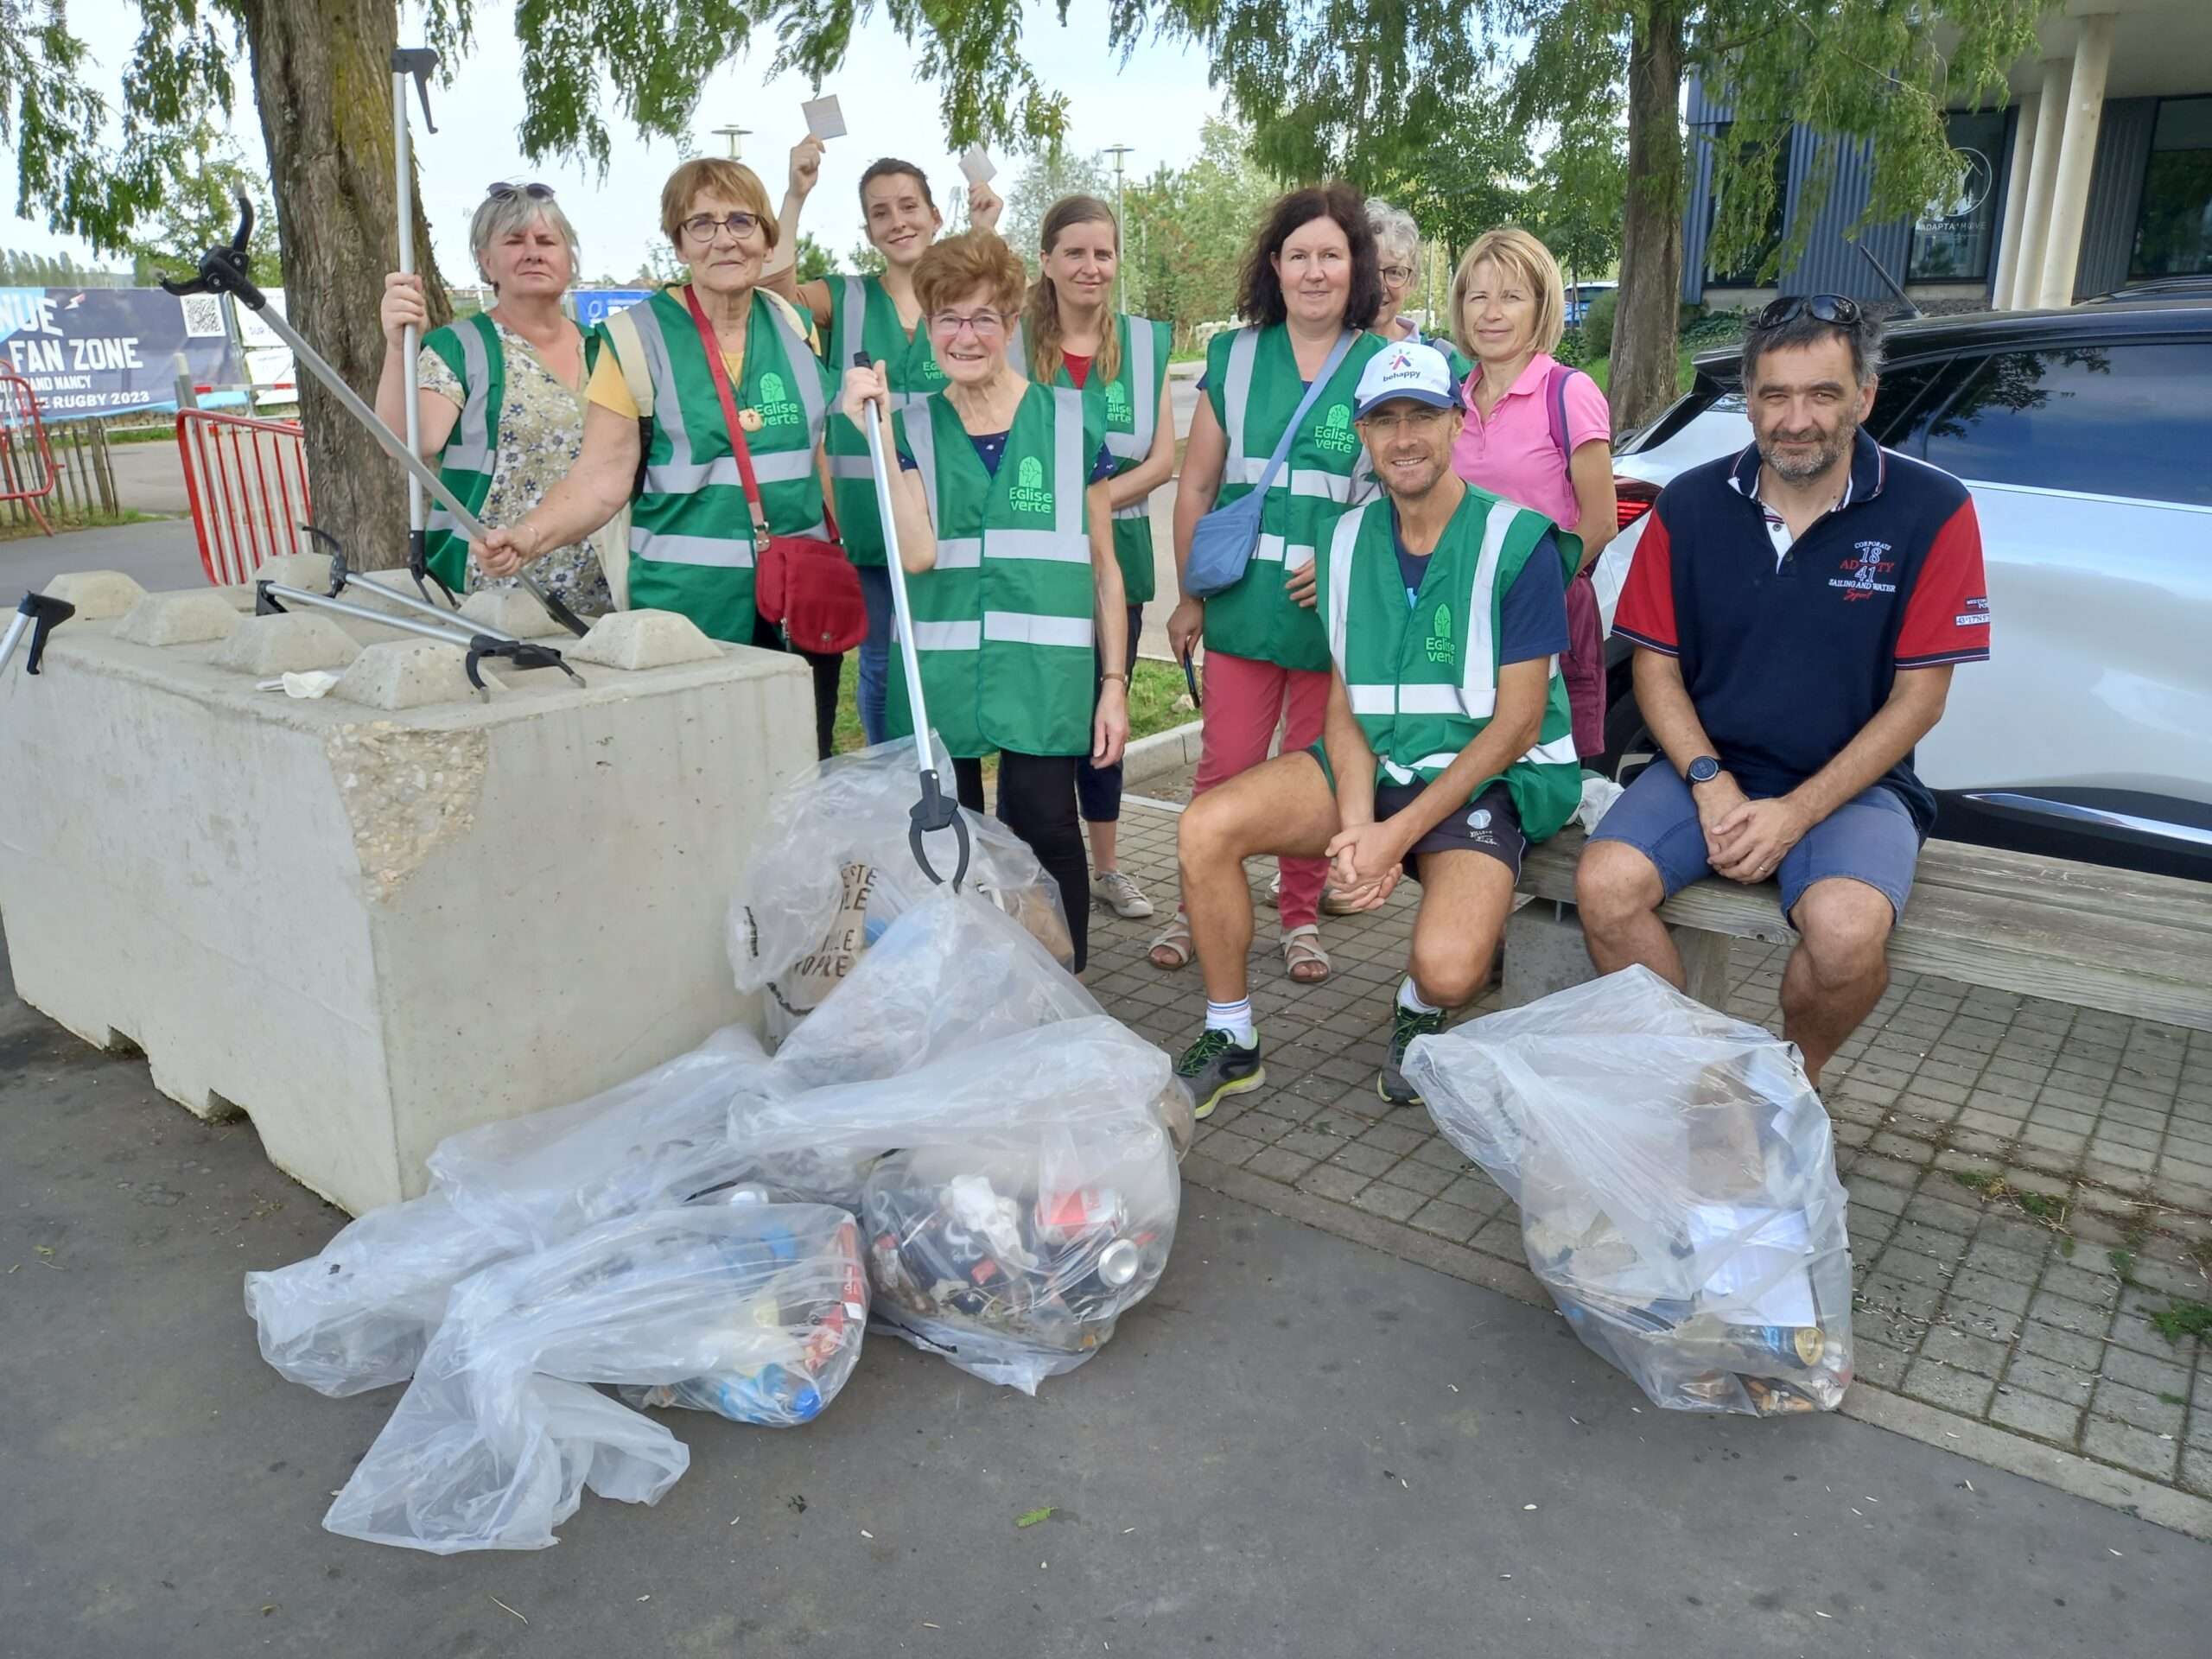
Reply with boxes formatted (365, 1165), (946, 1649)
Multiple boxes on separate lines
(1054, 313), (1169, 607)
(594, 286), (833, 644)
(421, 315), (604, 595)
(887, 383), (1104, 758)
(823, 275), (946, 569)
(1317, 486), (1582, 842)
(1202, 323), (1384, 671)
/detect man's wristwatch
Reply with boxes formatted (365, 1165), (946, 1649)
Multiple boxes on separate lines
(1685, 755), (1724, 787)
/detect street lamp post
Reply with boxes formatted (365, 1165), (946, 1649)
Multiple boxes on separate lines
(711, 125), (750, 159)
(1103, 143), (1135, 315)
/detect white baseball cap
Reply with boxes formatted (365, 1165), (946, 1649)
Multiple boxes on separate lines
(1353, 340), (1459, 417)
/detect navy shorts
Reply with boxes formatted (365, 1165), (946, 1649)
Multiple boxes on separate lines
(1588, 760), (1921, 921)
(1300, 748), (1527, 880)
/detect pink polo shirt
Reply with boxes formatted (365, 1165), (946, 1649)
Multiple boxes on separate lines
(1449, 352), (1612, 531)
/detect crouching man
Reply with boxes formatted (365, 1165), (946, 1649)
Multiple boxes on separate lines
(1576, 296), (1990, 1086)
(1173, 340), (1581, 1115)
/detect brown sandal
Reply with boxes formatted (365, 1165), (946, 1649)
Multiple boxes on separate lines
(1281, 924), (1331, 985)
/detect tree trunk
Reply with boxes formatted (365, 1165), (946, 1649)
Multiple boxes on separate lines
(234, 0), (449, 571)
(1611, 0), (1686, 438)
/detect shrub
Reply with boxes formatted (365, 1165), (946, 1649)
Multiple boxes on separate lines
(1581, 288), (1618, 360)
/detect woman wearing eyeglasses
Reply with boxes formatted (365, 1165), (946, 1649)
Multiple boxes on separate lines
(770, 138), (1002, 749)
(474, 158), (845, 758)
(1022, 194), (1175, 925)
(1367, 200), (1471, 380)
(839, 231), (1128, 975)
(376, 181), (613, 616)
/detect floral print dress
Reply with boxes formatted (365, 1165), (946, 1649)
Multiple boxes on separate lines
(418, 314), (615, 616)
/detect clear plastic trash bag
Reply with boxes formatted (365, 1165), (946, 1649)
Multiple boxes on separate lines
(727, 737), (1075, 1042)
(1405, 967), (1853, 1417)
(321, 1204), (868, 1554)
(243, 1031), (776, 1397)
(728, 1017), (1180, 1393)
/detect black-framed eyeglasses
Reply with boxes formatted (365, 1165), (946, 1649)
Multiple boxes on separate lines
(681, 211), (762, 244)
(1755, 294), (1862, 330)
(486, 181), (556, 202)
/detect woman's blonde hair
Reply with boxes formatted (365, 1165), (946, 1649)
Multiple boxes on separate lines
(1023, 195), (1122, 387)
(913, 229), (1027, 321)
(1449, 226), (1566, 358)
(658, 158), (779, 249)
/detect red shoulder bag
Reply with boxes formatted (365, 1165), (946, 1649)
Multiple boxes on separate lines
(682, 284), (866, 654)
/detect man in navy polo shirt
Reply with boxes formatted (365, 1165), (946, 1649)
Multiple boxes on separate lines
(1577, 296), (1989, 1086)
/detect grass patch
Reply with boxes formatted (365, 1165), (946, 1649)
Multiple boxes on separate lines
(2147, 1300), (2212, 1345)
(830, 653), (1192, 759)
(2158, 1391), (2189, 1408)
(0, 506), (167, 542)
(2108, 1249), (2137, 1285)
(103, 423), (180, 445)
(1949, 1169), (2071, 1231)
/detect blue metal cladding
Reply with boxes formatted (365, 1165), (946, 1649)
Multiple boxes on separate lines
(2073, 98), (2157, 297)
(1777, 133), (1912, 298)
(1681, 75), (1726, 303)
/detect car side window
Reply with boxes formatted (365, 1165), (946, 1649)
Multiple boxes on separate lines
(1865, 357), (1966, 452)
(1920, 341), (2212, 508)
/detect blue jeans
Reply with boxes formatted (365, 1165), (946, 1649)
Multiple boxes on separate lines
(855, 563), (894, 747)
(1076, 603), (1145, 823)
(1590, 760), (1922, 921)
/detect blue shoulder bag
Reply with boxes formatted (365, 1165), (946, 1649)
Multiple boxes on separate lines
(1183, 329), (1354, 600)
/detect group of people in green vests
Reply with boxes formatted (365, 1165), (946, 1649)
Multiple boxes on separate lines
(377, 143), (1612, 1098)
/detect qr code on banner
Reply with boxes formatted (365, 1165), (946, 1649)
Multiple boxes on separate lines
(181, 295), (226, 338)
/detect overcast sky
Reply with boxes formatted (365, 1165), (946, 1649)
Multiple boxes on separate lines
(0, 1), (1224, 284)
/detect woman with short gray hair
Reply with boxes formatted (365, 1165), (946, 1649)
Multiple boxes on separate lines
(373, 181), (613, 615)
(1366, 200), (1423, 343)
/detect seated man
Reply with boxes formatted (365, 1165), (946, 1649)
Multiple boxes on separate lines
(1173, 340), (1581, 1115)
(1577, 296), (1990, 1087)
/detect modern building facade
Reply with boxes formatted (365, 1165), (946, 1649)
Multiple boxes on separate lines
(1682, 0), (2212, 311)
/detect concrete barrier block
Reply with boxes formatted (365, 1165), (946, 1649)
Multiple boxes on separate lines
(111, 590), (242, 647)
(251, 553), (340, 594)
(457, 586), (571, 638)
(213, 612), (363, 677)
(41, 569), (146, 620)
(335, 639), (499, 709)
(571, 607), (722, 671)
(0, 616), (815, 1214)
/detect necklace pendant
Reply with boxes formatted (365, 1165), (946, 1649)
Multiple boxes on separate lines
(737, 407), (765, 433)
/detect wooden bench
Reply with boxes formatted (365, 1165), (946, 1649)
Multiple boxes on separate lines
(1511, 829), (2212, 1034)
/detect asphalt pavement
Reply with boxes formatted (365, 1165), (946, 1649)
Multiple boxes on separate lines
(3, 941), (2206, 1659)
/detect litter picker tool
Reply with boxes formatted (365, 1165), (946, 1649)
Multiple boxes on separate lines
(0, 591), (73, 681)
(391, 47), (442, 606)
(253, 576), (582, 700)
(159, 193), (590, 641)
(853, 352), (968, 888)
(299, 522), (547, 652)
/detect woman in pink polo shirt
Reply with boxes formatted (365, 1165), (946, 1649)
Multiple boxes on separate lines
(1448, 227), (1617, 761)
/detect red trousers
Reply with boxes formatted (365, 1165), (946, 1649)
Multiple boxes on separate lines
(1192, 649), (1332, 930)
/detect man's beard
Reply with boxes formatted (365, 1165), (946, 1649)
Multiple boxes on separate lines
(1760, 415), (1857, 485)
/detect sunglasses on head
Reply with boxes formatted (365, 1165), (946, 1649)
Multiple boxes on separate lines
(486, 181), (556, 202)
(1755, 294), (1862, 330)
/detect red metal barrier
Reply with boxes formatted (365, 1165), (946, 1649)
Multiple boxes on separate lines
(0, 371), (60, 537)
(176, 410), (313, 586)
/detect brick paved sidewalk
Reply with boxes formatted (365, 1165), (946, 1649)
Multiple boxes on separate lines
(1084, 785), (2212, 1528)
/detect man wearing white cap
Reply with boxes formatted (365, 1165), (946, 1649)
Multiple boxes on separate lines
(1173, 340), (1581, 1114)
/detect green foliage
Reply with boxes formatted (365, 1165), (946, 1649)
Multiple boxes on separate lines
(2148, 1300), (2212, 1345)
(845, 238), (887, 277)
(792, 232), (837, 284)
(127, 124), (282, 288)
(0, 246), (125, 285)
(1119, 118), (1278, 337)
(1580, 288), (1618, 359)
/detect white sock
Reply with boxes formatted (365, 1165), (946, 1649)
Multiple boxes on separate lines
(1397, 976), (1442, 1016)
(1205, 997), (1256, 1047)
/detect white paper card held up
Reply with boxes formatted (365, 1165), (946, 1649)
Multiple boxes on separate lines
(959, 145), (996, 185)
(803, 97), (846, 140)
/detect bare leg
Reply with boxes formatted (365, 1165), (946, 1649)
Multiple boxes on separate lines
(1406, 849), (1517, 1007)
(1086, 816), (1120, 870)
(1178, 753), (1340, 1006)
(1574, 838), (1688, 988)
(1782, 877), (1895, 1087)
